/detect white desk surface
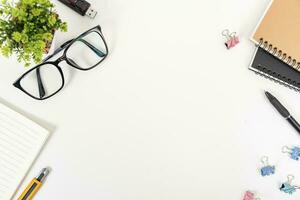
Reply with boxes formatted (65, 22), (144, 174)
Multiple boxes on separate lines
(2, 0), (300, 199)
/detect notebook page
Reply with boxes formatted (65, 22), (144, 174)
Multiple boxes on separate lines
(0, 103), (49, 200)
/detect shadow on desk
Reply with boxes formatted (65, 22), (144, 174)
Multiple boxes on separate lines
(0, 96), (56, 133)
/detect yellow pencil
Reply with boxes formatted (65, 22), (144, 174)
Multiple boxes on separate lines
(17, 168), (50, 200)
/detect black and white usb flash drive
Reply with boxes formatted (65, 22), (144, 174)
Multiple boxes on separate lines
(58, 0), (97, 19)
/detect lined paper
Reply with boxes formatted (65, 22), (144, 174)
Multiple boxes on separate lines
(0, 103), (49, 200)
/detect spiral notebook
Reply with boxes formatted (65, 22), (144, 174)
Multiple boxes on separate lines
(251, 0), (300, 70)
(249, 47), (300, 90)
(0, 102), (49, 200)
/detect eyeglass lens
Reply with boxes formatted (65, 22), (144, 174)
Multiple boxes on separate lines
(20, 64), (63, 99)
(66, 31), (107, 69)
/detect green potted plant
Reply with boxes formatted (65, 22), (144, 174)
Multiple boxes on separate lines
(0, 0), (67, 67)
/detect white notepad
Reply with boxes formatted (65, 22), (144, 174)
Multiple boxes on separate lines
(0, 103), (49, 200)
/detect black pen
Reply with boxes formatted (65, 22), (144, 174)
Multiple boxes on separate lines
(265, 91), (300, 135)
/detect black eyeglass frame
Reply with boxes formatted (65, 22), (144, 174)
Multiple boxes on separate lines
(13, 25), (108, 100)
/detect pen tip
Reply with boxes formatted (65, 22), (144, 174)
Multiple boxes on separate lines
(264, 91), (274, 100)
(264, 90), (269, 96)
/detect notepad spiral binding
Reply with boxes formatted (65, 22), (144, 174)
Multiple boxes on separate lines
(258, 38), (300, 71)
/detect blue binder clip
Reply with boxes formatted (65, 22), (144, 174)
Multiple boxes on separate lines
(260, 156), (275, 176)
(280, 175), (300, 195)
(282, 146), (300, 160)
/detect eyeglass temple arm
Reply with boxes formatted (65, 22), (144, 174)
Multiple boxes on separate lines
(36, 39), (74, 98)
(36, 67), (46, 99)
(77, 39), (106, 57)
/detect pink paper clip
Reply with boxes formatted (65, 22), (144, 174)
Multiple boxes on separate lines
(222, 29), (240, 49)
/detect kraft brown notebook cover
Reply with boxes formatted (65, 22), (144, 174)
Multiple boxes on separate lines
(251, 0), (300, 71)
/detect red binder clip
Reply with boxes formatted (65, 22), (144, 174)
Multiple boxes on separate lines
(222, 29), (239, 49)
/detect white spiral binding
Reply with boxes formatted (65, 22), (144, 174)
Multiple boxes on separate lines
(250, 65), (300, 91)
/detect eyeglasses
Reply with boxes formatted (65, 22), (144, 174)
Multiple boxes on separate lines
(13, 25), (108, 100)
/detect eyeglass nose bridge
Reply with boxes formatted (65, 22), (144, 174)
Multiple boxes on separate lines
(53, 55), (67, 65)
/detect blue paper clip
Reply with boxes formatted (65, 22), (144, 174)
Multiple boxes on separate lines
(282, 146), (300, 160)
(280, 175), (300, 195)
(260, 156), (275, 176)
